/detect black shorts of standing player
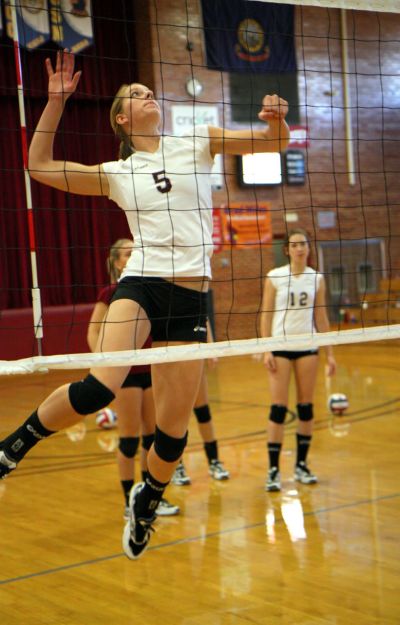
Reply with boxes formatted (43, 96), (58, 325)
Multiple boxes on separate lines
(272, 349), (319, 361)
(112, 277), (208, 343)
(121, 372), (152, 390)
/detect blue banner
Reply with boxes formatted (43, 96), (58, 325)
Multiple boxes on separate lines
(201, 0), (296, 73)
(4, 0), (51, 48)
(50, 0), (93, 53)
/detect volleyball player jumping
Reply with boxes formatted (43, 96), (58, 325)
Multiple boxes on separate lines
(0, 50), (289, 559)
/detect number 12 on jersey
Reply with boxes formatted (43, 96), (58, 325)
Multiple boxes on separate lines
(290, 292), (308, 307)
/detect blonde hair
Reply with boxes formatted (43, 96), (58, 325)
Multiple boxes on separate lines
(110, 85), (134, 160)
(106, 238), (133, 283)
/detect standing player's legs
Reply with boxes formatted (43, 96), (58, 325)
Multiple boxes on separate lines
(113, 386), (142, 517)
(0, 299), (149, 478)
(194, 364), (229, 480)
(292, 354), (319, 484)
(265, 356), (292, 491)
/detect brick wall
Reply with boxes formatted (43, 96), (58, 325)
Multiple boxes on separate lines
(134, 0), (400, 340)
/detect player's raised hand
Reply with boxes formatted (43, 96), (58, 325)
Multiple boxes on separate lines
(258, 94), (288, 123)
(46, 50), (82, 104)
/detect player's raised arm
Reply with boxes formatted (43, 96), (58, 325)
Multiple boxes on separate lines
(28, 50), (109, 197)
(208, 94), (290, 157)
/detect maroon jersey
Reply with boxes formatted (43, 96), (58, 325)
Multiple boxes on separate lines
(96, 284), (151, 374)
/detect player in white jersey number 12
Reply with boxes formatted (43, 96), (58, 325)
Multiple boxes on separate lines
(261, 229), (336, 492)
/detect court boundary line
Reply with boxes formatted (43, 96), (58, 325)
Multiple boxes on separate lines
(1, 491), (398, 586)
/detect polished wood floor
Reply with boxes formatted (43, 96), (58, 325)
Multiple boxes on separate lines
(0, 341), (399, 625)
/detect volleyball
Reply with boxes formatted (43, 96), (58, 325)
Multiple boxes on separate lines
(328, 393), (349, 416)
(95, 408), (117, 429)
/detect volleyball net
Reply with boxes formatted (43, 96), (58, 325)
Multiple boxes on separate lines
(0, 0), (399, 375)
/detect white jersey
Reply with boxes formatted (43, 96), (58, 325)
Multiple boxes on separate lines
(268, 265), (322, 347)
(102, 125), (214, 278)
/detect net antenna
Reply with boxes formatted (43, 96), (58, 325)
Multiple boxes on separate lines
(10, 1), (43, 355)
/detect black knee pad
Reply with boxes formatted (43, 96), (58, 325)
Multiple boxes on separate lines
(69, 374), (115, 416)
(141, 433), (155, 451)
(269, 404), (287, 424)
(154, 426), (188, 463)
(194, 405), (211, 424)
(118, 436), (140, 459)
(297, 403), (313, 421)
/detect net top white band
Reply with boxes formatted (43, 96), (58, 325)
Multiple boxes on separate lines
(1, 325), (399, 375)
(255, 0), (399, 13)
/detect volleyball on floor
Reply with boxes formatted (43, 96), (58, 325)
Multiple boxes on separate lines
(95, 408), (117, 429)
(327, 393), (349, 416)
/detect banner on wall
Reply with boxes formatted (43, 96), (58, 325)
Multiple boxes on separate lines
(201, 0), (296, 73)
(4, 0), (51, 48)
(49, 0), (93, 53)
(220, 202), (272, 249)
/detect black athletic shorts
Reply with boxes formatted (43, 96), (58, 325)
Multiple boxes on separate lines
(121, 371), (152, 390)
(111, 277), (208, 343)
(272, 349), (319, 360)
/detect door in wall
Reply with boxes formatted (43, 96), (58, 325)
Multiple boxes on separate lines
(317, 239), (385, 320)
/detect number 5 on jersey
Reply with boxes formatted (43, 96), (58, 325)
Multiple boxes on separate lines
(153, 170), (172, 194)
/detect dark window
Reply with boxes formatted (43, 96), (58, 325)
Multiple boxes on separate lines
(229, 72), (300, 125)
(330, 266), (347, 296)
(358, 263), (375, 293)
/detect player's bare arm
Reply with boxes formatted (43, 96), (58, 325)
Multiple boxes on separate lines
(208, 94), (290, 156)
(28, 50), (109, 197)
